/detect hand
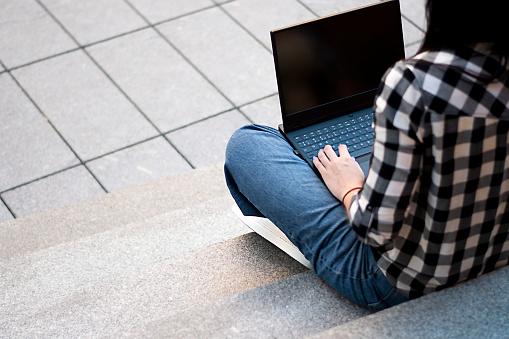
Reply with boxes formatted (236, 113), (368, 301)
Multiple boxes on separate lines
(313, 145), (365, 203)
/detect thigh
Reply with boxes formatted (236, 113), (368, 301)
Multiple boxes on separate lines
(225, 125), (343, 254)
(225, 125), (408, 310)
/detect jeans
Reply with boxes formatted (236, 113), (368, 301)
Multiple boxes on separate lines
(224, 124), (409, 312)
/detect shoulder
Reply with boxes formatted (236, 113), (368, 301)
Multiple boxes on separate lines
(374, 57), (431, 138)
(381, 50), (456, 88)
(376, 59), (424, 112)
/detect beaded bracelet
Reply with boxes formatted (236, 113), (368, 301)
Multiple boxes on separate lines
(341, 186), (363, 205)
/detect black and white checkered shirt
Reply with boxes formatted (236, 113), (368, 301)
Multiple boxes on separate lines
(349, 44), (509, 299)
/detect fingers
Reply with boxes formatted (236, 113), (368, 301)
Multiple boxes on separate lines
(318, 146), (332, 163)
(314, 144), (354, 169)
(337, 144), (351, 158)
(323, 145), (337, 159)
(312, 155), (326, 173)
(313, 145), (335, 173)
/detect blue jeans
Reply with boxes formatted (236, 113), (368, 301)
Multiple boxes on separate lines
(224, 124), (409, 312)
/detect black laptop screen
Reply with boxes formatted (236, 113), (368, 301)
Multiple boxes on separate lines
(271, 0), (404, 130)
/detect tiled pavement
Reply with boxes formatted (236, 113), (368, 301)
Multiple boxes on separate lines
(0, 0), (426, 221)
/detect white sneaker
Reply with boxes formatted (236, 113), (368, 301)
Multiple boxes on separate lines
(232, 204), (312, 269)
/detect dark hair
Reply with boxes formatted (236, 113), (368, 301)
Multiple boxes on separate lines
(419, 0), (509, 54)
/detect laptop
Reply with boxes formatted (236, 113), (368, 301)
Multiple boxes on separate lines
(271, 0), (405, 175)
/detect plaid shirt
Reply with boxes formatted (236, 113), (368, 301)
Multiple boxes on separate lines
(349, 44), (509, 299)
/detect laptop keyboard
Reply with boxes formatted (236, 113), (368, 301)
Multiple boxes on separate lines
(294, 113), (374, 158)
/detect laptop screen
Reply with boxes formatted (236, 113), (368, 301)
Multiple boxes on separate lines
(271, 0), (405, 131)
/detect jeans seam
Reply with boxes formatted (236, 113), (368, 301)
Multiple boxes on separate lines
(317, 255), (373, 281)
(367, 285), (400, 310)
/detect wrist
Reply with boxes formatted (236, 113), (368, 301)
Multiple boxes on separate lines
(341, 186), (362, 206)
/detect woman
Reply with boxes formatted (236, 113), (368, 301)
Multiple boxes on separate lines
(224, 0), (509, 311)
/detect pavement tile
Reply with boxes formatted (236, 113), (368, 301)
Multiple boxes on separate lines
(167, 110), (250, 167)
(87, 28), (232, 133)
(0, 74), (79, 192)
(2, 166), (104, 218)
(400, 0), (426, 30)
(128, 0), (213, 24)
(39, 0), (147, 46)
(402, 16), (424, 47)
(299, 0), (376, 17)
(212, 0), (231, 5)
(12, 50), (158, 161)
(240, 95), (282, 128)
(0, 201), (14, 223)
(87, 137), (192, 192)
(158, 7), (277, 106)
(0, 0), (77, 69)
(405, 43), (422, 59)
(222, 0), (317, 49)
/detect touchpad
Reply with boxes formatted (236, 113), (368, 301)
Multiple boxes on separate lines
(355, 154), (371, 176)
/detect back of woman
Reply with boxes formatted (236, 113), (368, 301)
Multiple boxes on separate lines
(348, 0), (509, 298)
(352, 43), (509, 298)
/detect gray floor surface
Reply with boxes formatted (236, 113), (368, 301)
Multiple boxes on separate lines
(0, 0), (426, 221)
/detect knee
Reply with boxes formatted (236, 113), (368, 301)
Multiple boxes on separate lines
(226, 125), (254, 149)
(225, 125), (261, 187)
(225, 124), (277, 162)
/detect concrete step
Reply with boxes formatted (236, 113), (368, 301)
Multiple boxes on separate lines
(3, 162), (509, 338)
(0, 163), (230, 259)
(310, 265), (509, 339)
(132, 270), (369, 338)
(2, 228), (310, 337)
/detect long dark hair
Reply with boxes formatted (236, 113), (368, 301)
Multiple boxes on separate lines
(419, 0), (509, 55)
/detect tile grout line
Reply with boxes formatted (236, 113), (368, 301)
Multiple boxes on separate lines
(401, 13), (427, 34)
(86, 92), (278, 162)
(123, 0), (238, 109)
(0, 164), (83, 197)
(1, 44), (110, 197)
(139, 2), (219, 27)
(122, 0), (248, 168)
(0, 1), (334, 200)
(295, 0), (320, 17)
(205, 0), (268, 123)
(162, 93), (278, 135)
(211, 0), (272, 54)
(0, 185), (17, 219)
(4, 47), (82, 74)
(123, 0), (256, 125)
(78, 48), (198, 170)
(0, 90), (275, 198)
(213, 0), (337, 125)
(13, 0), (138, 196)
(5, 0), (280, 184)
(211, 0), (319, 62)
(5, 67), (109, 195)
(35, 0), (199, 172)
(1, 2), (427, 75)
(3, 0), (276, 134)
(0, 0), (427, 220)
(2, 4), (220, 74)
(0, 58), (30, 220)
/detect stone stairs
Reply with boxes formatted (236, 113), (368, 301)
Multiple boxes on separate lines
(1, 163), (508, 338)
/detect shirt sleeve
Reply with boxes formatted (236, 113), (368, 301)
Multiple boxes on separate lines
(349, 61), (425, 248)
